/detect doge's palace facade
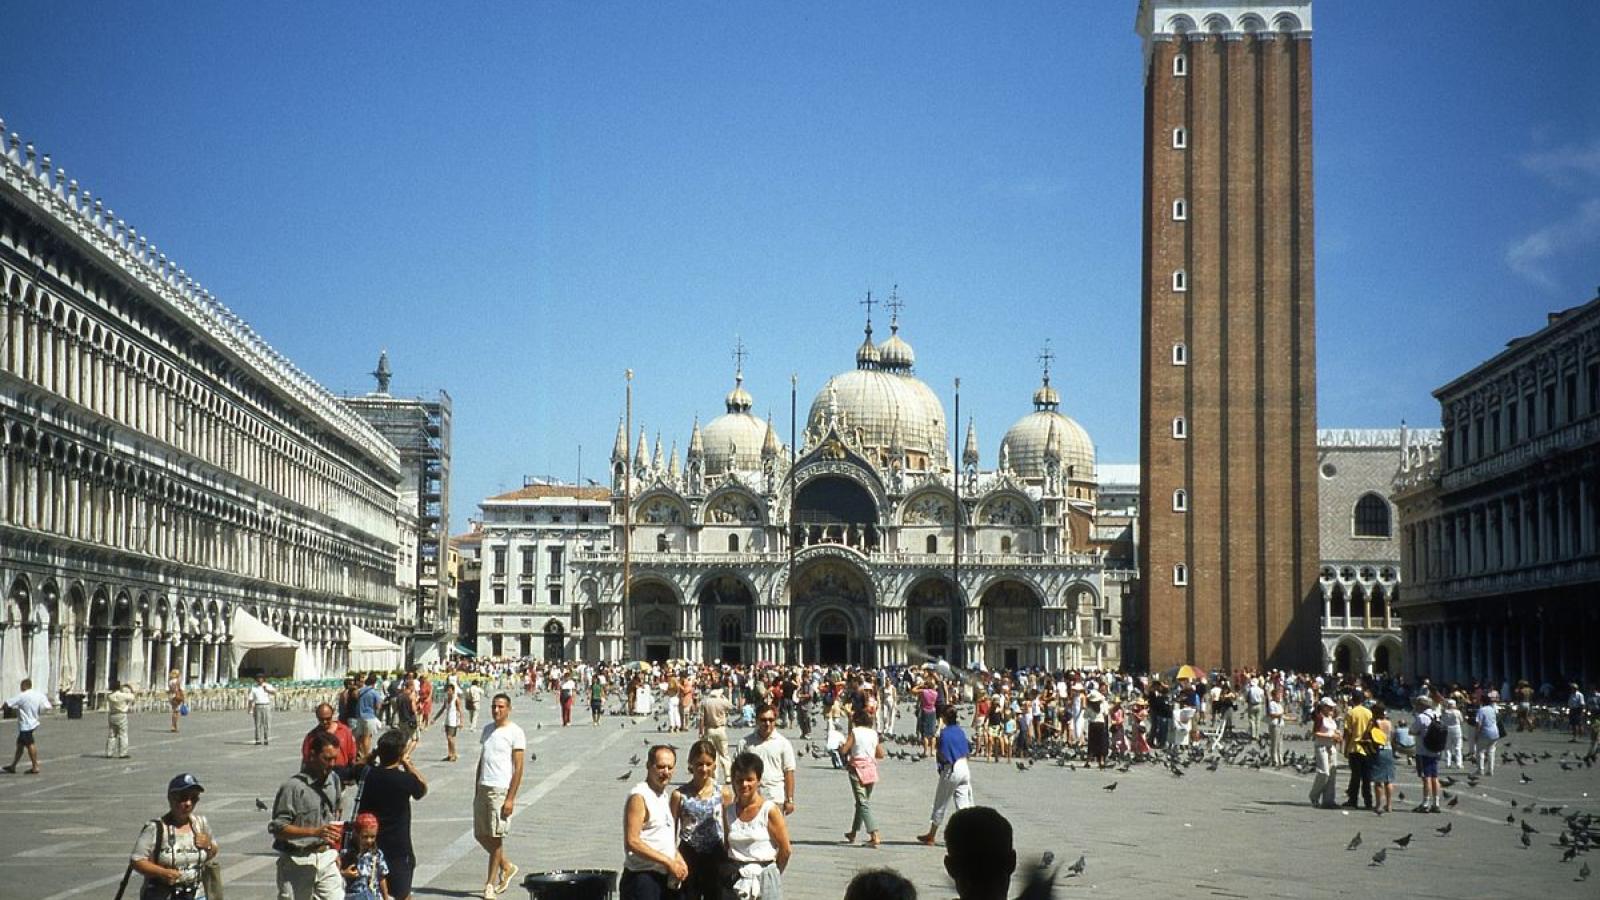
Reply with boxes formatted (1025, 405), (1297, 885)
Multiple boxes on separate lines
(0, 120), (402, 699)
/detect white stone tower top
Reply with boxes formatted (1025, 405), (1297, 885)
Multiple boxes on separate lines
(1136, 1), (1312, 46)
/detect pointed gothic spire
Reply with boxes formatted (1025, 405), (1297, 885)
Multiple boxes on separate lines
(634, 426), (649, 472)
(1044, 417), (1062, 462)
(762, 414), (780, 459)
(668, 441), (681, 479)
(687, 416), (704, 459)
(889, 414), (904, 455)
(963, 417), (980, 467)
(651, 432), (664, 471)
(611, 417), (628, 463)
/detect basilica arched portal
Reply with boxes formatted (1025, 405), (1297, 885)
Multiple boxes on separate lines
(698, 574), (756, 664)
(905, 575), (962, 663)
(791, 557), (874, 665)
(980, 579), (1043, 670)
(628, 579), (680, 663)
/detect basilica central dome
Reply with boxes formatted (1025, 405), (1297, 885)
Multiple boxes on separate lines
(807, 318), (948, 469)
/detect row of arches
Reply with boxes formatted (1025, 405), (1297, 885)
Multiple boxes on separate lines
(635, 478), (1045, 530)
(613, 559), (1100, 670)
(0, 572), (395, 698)
(2, 414), (395, 607)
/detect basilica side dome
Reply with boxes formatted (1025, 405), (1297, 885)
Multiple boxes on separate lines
(702, 371), (770, 473)
(1001, 372), (1095, 480)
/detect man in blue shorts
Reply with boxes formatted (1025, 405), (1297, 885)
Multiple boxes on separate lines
(354, 673), (384, 758)
(1411, 695), (1442, 813)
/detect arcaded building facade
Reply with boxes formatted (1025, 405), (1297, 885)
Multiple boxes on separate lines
(568, 311), (1125, 670)
(1136, 1), (1321, 671)
(1394, 294), (1600, 687)
(0, 125), (402, 699)
(1315, 427), (1439, 676)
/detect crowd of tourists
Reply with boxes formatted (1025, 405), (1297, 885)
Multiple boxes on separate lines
(7, 656), (1596, 900)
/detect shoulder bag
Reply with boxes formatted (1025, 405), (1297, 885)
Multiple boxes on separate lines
(194, 813), (223, 900)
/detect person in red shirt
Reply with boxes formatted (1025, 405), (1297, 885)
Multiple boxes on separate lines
(302, 702), (358, 775)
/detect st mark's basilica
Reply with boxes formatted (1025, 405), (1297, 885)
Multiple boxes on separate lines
(567, 303), (1130, 671)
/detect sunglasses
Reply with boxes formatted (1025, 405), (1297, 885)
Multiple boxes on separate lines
(758, 717), (777, 723)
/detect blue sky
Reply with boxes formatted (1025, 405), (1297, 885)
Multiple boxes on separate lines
(4, 2), (1597, 522)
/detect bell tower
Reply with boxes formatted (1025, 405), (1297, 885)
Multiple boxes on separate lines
(1136, 1), (1320, 671)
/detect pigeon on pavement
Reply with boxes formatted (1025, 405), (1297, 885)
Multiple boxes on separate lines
(1370, 848), (1387, 866)
(1346, 833), (1363, 851)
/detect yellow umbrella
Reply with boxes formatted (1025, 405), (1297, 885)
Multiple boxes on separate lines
(1164, 664), (1204, 682)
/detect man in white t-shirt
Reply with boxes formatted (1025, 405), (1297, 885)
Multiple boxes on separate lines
(247, 674), (277, 745)
(736, 703), (797, 814)
(2, 679), (53, 774)
(475, 693), (527, 899)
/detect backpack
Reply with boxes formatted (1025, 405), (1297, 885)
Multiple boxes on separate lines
(1422, 713), (1448, 753)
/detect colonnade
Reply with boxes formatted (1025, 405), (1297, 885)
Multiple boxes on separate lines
(1404, 474), (1600, 584)
(1404, 616), (1595, 688)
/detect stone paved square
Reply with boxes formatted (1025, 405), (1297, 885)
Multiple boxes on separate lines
(2, 695), (1596, 899)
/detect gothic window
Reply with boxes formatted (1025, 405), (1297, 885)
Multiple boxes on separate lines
(656, 534), (670, 552)
(1172, 416), (1187, 439)
(719, 615), (742, 644)
(1354, 493), (1392, 538)
(1172, 198), (1187, 221)
(1172, 269), (1188, 292)
(1172, 342), (1187, 365)
(1172, 127), (1188, 149)
(924, 617), (949, 650)
(1173, 488), (1188, 512)
(1173, 563), (1189, 586)
(1173, 54), (1188, 76)
(926, 534), (938, 554)
(728, 533), (740, 553)
(1000, 536), (1013, 554)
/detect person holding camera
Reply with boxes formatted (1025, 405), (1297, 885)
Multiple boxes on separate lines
(127, 773), (219, 900)
(354, 730), (429, 900)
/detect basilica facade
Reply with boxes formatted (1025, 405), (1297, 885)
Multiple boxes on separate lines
(568, 313), (1127, 670)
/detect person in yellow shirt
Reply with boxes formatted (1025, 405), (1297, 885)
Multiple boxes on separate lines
(1341, 690), (1374, 810)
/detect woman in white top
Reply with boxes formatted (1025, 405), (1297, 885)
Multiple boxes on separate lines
(1441, 699), (1465, 769)
(431, 682), (466, 762)
(1172, 697), (1197, 748)
(724, 751), (791, 900)
(838, 708), (886, 848)
(666, 674), (683, 731)
(1308, 697), (1343, 809)
(633, 676), (654, 718)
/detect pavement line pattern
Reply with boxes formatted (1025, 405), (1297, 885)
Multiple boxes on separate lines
(411, 725), (628, 890)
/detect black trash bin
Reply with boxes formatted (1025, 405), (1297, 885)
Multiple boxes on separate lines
(62, 694), (86, 720)
(522, 870), (617, 900)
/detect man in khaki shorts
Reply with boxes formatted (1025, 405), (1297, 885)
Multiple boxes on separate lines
(475, 693), (526, 899)
(698, 684), (733, 778)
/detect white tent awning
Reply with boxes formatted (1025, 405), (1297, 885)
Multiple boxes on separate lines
(229, 608), (299, 679)
(348, 623), (404, 672)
